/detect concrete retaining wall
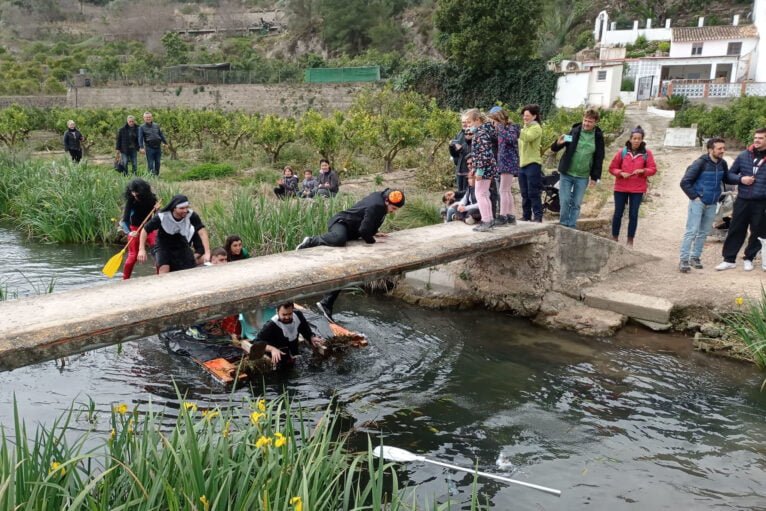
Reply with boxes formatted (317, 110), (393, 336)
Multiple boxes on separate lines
(67, 83), (376, 115)
(0, 96), (67, 108)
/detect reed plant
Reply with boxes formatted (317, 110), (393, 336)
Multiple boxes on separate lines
(723, 289), (766, 369)
(385, 196), (441, 231)
(0, 395), (483, 510)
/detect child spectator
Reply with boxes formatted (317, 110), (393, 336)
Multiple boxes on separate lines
(225, 235), (250, 261)
(301, 169), (318, 198)
(274, 165), (299, 198)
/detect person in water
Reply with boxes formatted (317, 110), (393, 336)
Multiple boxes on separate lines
(225, 234), (250, 261)
(138, 194), (210, 273)
(120, 178), (160, 279)
(295, 188), (405, 321)
(243, 301), (324, 368)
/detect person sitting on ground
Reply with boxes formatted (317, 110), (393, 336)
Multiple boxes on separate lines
(678, 137), (728, 273)
(138, 194), (211, 273)
(447, 172), (481, 224)
(301, 169), (318, 198)
(295, 188), (406, 321)
(274, 165), (299, 198)
(441, 190), (458, 221)
(242, 301), (325, 368)
(316, 159), (340, 197)
(225, 234), (250, 261)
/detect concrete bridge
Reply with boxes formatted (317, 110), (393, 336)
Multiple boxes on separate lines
(0, 222), (646, 372)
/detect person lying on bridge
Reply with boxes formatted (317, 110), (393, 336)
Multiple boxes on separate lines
(241, 301), (325, 368)
(138, 194), (211, 273)
(295, 188), (405, 321)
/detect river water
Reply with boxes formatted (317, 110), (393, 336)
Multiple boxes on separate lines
(2, 225), (766, 510)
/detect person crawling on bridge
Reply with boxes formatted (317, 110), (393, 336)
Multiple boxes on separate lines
(138, 194), (211, 273)
(242, 301), (325, 369)
(295, 188), (405, 321)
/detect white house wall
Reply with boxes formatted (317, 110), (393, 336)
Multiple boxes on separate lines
(602, 27), (672, 46)
(587, 66), (622, 107)
(554, 72), (590, 108)
(670, 38), (757, 58)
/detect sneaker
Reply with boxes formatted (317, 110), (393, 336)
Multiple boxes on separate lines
(679, 260), (691, 273)
(744, 260), (754, 272)
(715, 261), (737, 271)
(464, 216), (477, 225)
(296, 236), (313, 251)
(316, 301), (334, 323)
(494, 215), (508, 226)
(472, 222), (493, 232)
(185, 326), (206, 341)
(690, 257), (703, 269)
(506, 214), (517, 225)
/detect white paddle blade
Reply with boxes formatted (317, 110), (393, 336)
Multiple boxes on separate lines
(373, 446), (421, 462)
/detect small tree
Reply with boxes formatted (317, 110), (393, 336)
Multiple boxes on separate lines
(300, 110), (343, 162)
(425, 99), (459, 163)
(251, 114), (297, 164)
(0, 105), (31, 147)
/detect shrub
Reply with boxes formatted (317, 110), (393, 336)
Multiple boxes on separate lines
(666, 94), (688, 111)
(184, 162), (236, 180)
(621, 78), (635, 92)
(722, 289), (766, 370)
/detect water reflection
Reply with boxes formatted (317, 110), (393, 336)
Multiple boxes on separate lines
(2, 226), (766, 509)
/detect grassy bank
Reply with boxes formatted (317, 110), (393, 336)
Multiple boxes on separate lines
(0, 395), (483, 510)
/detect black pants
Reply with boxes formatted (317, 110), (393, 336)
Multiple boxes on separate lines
(306, 223), (350, 313)
(519, 163), (543, 221)
(490, 177), (499, 216)
(722, 198), (766, 262)
(274, 185), (295, 199)
(69, 149), (82, 162)
(456, 173), (468, 194)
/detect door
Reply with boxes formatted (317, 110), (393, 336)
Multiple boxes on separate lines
(637, 75), (654, 100)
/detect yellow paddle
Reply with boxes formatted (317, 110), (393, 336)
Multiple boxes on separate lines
(102, 207), (157, 278)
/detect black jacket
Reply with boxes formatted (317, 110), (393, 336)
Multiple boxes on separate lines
(63, 129), (84, 151)
(328, 190), (389, 243)
(550, 123), (605, 181)
(255, 310), (314, 357)
(448, 130), (472, 176)
(116, 123), (139, 153)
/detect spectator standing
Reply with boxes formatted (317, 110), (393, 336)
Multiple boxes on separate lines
(518, 105), (544, 222)
(63, 120), (85, 162)
(448, 118), (473, 193)
(608, 126), (657, 246)
(715, 128), (766, 271)
(138, 111), (168, 176)
(464, 108), (497, 232)
(488, 106), (519, 225)
(678, 138), (728, 273)
(115, 115), (140, 175)
(551, 109), (605, 229)
(316, 159), (340, 197)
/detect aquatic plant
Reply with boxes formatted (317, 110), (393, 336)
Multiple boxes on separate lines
(0, 395), (486, 510)
(723, 288), (766, 370)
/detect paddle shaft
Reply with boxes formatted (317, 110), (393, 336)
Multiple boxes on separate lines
(122, 205), (158, 250)
(418, 457), (562, 497)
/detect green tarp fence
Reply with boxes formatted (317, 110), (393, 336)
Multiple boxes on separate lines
(304, 66), (381, 83)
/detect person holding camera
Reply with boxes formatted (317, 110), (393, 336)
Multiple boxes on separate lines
(550, 108), (605, 229)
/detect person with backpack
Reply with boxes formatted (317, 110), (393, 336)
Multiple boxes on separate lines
(608, 126), (657, 247)
(550, 108), (605, 229)
(678, 138), (728, 273)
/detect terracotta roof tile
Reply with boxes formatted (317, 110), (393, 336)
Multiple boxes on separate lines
(672, 25), (758, 42)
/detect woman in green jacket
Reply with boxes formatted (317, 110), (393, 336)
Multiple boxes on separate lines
(519, 104), (544, 222)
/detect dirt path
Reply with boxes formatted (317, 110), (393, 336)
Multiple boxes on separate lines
(590, 106), (766, 309)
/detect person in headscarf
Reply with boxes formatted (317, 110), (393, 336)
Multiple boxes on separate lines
(243, 301), (325, 368)
(138, 194), (211, 273)
(295, 188), (405, 321)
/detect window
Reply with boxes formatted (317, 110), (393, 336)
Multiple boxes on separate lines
(596, 70), (607, 81)
(691, 42), (703, 56)
(727, 42), (742, 56)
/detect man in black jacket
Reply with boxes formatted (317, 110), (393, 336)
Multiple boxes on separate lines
(550, 109), (605, 229)
(295, 188), (406, 320)
(245, 301), (324, 368)
(115, 115), (139, 174)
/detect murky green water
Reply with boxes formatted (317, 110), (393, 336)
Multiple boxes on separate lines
(2, 225), (766, 509)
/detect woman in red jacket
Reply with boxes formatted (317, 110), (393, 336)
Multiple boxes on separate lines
(608, 126), (657, 246)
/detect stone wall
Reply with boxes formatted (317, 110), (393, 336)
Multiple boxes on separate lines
(67, 83), (376, 115)
(0, 96), (67, 108)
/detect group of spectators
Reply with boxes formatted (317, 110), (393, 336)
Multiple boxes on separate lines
(444, 106), (656, 245)
(273, 159), (340, 199)
(63, 112), (168, 175)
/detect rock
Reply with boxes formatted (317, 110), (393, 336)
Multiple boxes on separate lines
(534, 292), (627, 337)
(700, 322), (723, 338)
(632, 318), (672, 331)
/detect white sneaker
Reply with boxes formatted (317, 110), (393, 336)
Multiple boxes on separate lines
(715, 261), (737, 271)
(744, 260), (754, 272)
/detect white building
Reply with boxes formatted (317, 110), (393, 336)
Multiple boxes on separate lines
(554, 64), (623, 108)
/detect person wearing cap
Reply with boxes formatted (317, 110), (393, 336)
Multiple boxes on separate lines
(295, 188), (405, 320)
(607, 125), (657, 247)
(551, 108), (605, 230)
(138, 194), (211, 273)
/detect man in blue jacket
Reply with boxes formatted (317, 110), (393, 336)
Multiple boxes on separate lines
(678, 138), (728, 273)
(715, 128), (766, 271)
